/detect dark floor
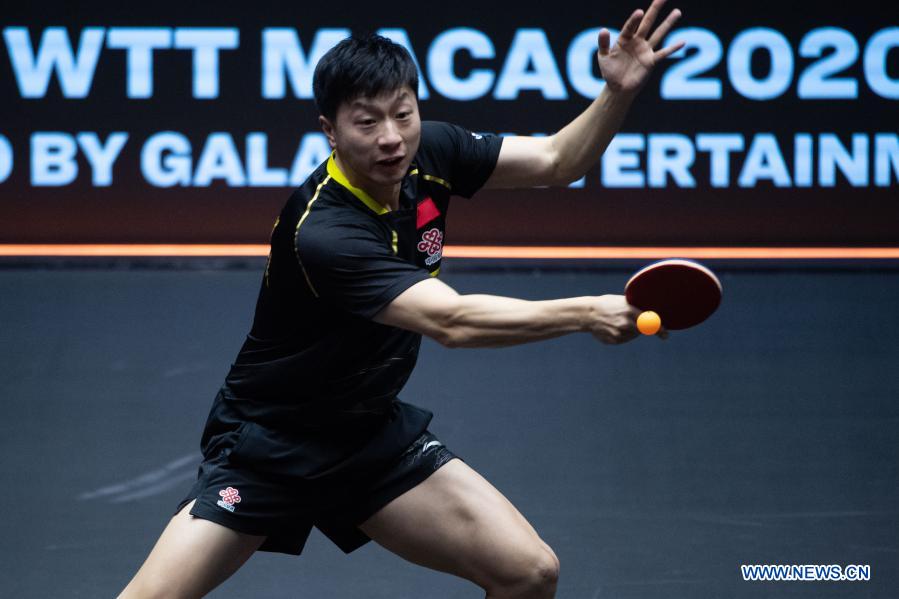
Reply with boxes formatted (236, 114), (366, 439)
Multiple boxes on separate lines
(1, 262), (897, 598)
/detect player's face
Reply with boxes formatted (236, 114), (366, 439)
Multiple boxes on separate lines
(322, 86), (421, 195)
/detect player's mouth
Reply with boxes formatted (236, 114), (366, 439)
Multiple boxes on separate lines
(376, 155), (405, 168)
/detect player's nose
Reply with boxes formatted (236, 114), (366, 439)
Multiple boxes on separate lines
(378, 119), (403, 147)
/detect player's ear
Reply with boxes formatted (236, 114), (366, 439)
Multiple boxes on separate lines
(319, 115), (337, 149)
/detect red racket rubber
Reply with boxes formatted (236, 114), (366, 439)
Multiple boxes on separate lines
(624, 259), (722, 330)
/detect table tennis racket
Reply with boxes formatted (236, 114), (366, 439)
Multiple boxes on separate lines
(624, 259), (722, 331)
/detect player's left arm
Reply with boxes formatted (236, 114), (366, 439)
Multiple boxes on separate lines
(484, 0), (684, 189)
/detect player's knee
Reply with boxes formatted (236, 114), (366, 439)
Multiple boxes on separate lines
(488, 546), (560, 598)
(519, 551), (560, 597)
(542, 544), (561, 581)
(535, 545), (561, 589)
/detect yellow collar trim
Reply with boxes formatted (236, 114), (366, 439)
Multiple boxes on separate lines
(327, 153), (389, 215)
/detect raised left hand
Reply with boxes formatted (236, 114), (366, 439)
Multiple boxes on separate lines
(597, 0), (684, 94)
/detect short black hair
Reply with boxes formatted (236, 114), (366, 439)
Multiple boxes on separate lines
(313, 34), (419, 121)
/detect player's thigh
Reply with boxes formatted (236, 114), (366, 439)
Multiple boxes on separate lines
(119, 500), (266, 599)
(359, 459), (559, 590)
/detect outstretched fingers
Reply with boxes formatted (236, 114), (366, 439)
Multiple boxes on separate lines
(598, 28), (612, 55)
(654, 39), (686, 61)
(619, 9), (645, 41)
(635, 0), (668, 39)
(648, 7), (683, 48)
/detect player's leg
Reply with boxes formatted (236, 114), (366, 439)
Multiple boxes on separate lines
(359, 459), (560, 599)
(118, 500), (266, 599)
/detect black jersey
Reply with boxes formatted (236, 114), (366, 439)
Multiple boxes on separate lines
(210, 122), (502, 452)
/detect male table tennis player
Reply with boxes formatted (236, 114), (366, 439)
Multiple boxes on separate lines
(120, 2), (683, 597)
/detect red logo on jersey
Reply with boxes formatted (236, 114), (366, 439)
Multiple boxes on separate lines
(417, 228), (443, 256)
(218, 487), (241, 505)
(418, 228), (444, 266)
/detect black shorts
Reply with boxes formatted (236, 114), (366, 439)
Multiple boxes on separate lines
(177, 429), (457, 555)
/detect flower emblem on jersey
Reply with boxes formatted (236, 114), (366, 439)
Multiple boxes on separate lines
(216, 487), (241, 512)
(417, 227), (444, 266)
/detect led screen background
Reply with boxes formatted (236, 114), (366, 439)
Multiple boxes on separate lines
(1, 0), (896, 245)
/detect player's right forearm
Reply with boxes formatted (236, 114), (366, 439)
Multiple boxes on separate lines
(378, 278), (637, 346)
(437, 294), (597, 348)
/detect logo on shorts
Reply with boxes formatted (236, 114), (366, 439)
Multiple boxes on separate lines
(216, 486), (241, 512)
(423, 440), (443, 453)
(417, 227), (443, 266)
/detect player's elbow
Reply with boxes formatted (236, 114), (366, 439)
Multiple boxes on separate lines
(548, 156), (583, 187)
(548, 150), (584, 186)
(433, 328), (466, 348)
(432, 321), (468, 349)
(554, 170), (582, 187)
(429, 300), (471, 349)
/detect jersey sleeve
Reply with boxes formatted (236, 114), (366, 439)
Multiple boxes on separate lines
(419, 121), (503, 198)
(296, 220), (431, 320)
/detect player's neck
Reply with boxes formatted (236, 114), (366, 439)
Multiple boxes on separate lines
(370, 186), (401, 212)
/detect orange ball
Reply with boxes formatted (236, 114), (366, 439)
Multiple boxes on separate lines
(637, 310), (662, 335)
